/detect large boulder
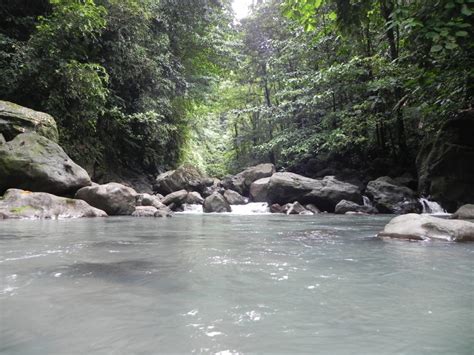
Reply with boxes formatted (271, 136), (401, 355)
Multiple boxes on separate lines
(452, 204), (474, 220)
(154, 165), (212, 195)
(249, 177), (270, 202)
(366, 176), (421, 214)
(203, 192), (231, 213)
(0, 100), (59, 142)
(0, 189), (107, 219)
(223, 164), (275, 196)
(223, 189), (247, 205)
(378, 214), (474, 242)
(161, 190), (189, 206)
(417, 110), (474, 212)
(267, 172), (362, 212)
(75, 182), (137, 215)
(335, 200), (378, 214)
(0, 133), (91, 196)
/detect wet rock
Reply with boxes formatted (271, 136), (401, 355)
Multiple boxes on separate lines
(270, 203), (283, 213)
(0, 100), (59, 142)
(75, 182), (137, 215)
(0, 189), (107, 219)
(161, 190), (188, 207)
(223, 189), (247, 205)
(132, 206), (172, 218)
(154, 165), (212, 195)
(452, 204), (474, 220)
(417, 109), (474, 212)
(366, 176), (421, 214)
(0, 133), (91, 195)
(305, 204), (320, 214)
(136, 193), (166, 209)
(223, 163), (275, 196)
(267, 172), (362, 212)
(378, 213), (474, 242)
(249, 177), (270, 202)
(335, 200), (378, 214)
(185, 191), (205, 205)
(282, 201), (312, 215)
(203, 192), (231, 213)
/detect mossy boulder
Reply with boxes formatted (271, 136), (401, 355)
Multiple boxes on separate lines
(154, 165), (213, 195)
(75, 182), (137, 215)
(0, 100), (59, 142)
(0, 133), (91, 195)
(0, 189), (107, 219)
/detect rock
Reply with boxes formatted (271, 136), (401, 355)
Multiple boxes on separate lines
(201, 179), (224, 198)
(378, 213), (474, 242)
(334, 200), (378, 214)
(270, 203), (283, 213)
(223, 189), (247, 205)
(452, 204), (474, 220)
(366, 176), (421, 214)
(154, 165), (212, 195)
(203, 192), (231, 213)
(161, 190), (188, 206)
(267, 172), (362, 212)
(305, 204), (320, 214)
(249, 177), (270, 202)
(132, 206), (172, 218)
(417, 109), (474, 212)
(0, 100), (59, 142)
(136, 193), (166, 209)
(0, 134), (5, 144)
(0, 133), (91, 196)
(75, 182), (137, 215)
(223, 164), (275, 196)
(393, 173), (418, 191)
(0, 189), (107, 219)
(185, 191), (205, 205)
(282, 201), (312, 215)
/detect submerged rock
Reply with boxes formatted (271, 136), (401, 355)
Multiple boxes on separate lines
(132, 206), (172, 218)
(452, 204), (474, 220)
(203, 192), (231, 213)
(267, 172), (361, 212)
(378, 213), (474, 242)
(223, 163), (275, 196)
(0, 100), (59, 142)
(0, 133), (91, 195)
(335, 200), (378, 214)
(249, 177), (271, 202)
(0, 189), (107, 219)
(223, 189), (247, 205)
(75, 182), (137, 215)
(417, 109), (474, 212)
(366, 176), (420, 214)
(154, 165), (212, 195)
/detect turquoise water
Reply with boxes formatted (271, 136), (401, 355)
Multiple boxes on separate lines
(1, 215), (473, 354)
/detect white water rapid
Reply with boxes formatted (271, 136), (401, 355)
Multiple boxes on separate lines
(181, 202), (270, 215)
(419, 197), (447, 215)
(362, 195), (373, 207)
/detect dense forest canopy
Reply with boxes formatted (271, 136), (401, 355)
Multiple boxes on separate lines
(1, 0), (472, 181)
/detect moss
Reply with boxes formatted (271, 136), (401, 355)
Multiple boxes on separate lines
(66, 198), (77, 205)
(10, 205), (34, 213)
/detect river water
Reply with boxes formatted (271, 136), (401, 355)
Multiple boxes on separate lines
(1, 215), (473, 354)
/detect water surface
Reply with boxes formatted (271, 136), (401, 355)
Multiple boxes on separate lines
(1, 215), (473, 354)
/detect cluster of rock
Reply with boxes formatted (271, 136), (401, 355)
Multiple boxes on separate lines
(0, 101), (171, 219)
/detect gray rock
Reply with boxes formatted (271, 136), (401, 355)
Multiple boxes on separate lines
(270, 203), (283, 213)
(249, 177), (270, 202)
(0, 134), (5, 145)
(161, 190), (188, 206)
(185, 191), (205, 205)
(203, 192), (231, 213)
(0, 133), (91, 196)
(75, 182), (137, 215)
(0, 100), (59, 142)
(0, 189), (107, 219)
(452, 204), (474, 220)
(335, 200), (378, 214)
(366, 176), (421, 214)
(417, 109), (474, 212)
(154, 165), (212, 195)
(282, 201), (312, 215)
(132, 206), (172, 218)
(305, 204), (320, 214)
(223, 189), (247, 205)
(267, 172), (362, 212)
(378, 213), (474, 242)
(136, 193), (166, 209)
(224, 164), (275, 195)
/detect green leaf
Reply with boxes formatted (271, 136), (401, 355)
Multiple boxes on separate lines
(461, 4), (473, 16)
(328, 11), (337, 21)
(430, 44), (443, 52)
(455, 30), (468, 36)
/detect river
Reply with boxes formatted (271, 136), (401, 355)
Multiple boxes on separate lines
(1, 215), (473, 354)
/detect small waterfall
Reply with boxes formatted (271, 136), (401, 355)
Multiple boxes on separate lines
(419, 198), (447, 214)
(363, 195), (373, 207)
(181, 203), (270, 215)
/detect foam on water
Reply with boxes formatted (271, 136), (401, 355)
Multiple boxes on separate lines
(181, 202), (270, 215)
(419, 197), (449, 215)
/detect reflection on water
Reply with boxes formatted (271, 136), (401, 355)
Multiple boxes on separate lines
(1, 215), (473, 354)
